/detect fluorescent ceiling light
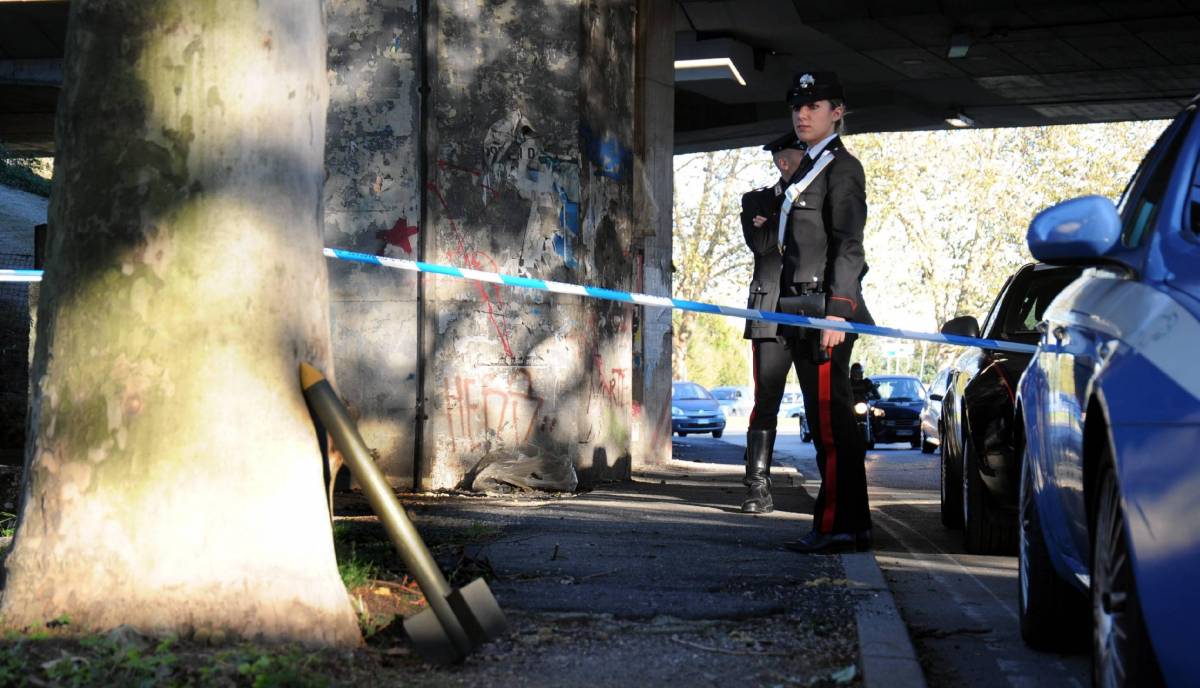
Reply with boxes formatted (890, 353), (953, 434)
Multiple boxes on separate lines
(947, 33), (970, 59)
(674, 57), (746, 86)
(945, 112), (975, 128)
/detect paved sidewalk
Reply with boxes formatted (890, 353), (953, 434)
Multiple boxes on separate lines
(346, 445), (867, 686)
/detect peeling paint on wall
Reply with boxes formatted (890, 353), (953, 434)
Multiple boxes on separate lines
(423, 0), (638, 490)
(323, 0), (421, 486)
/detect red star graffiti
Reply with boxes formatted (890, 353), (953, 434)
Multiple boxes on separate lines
(377, 217), (420, 254)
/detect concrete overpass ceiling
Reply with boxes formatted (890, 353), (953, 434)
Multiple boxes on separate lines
(2, 2), (1198, 157)
(0, 0), (68, 157)
(675, 0), (1200, 153)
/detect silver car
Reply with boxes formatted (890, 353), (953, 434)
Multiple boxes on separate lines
(919, 367), (951, 454)
(710, 385), (754, 417)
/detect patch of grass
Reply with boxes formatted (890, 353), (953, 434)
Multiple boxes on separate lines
(331, 521), (395, 585)
(337, 544), (377, 591)
(230, 651), (327, 688)
(0, 512), (15, 538)
(0, 644), (30, 688)
(0, 637), (334, 688)
(0, 146), (51, 198)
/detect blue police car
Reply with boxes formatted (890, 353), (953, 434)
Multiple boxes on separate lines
(1016, 101), (1200, 685)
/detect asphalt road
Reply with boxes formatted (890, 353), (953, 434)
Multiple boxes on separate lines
(690, 420), (1089, 688)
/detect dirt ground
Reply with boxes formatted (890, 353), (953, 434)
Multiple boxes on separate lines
(0, 458), (864, 687)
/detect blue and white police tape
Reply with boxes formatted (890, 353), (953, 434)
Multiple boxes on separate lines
(0, 269), (41, 283)
(0, 249), (1038, 355)
(325, 249), (1036, 355)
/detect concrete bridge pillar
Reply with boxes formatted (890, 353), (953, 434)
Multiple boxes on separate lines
(324, 0), (672, 490)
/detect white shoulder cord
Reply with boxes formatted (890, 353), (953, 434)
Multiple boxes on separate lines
(778, 149), (836, 252)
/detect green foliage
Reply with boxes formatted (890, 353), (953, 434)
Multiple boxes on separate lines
(847, 121), (1168, 372)
(0, 637), (332, 688)
(0, 643), (29, 687)
(673, 121), (1170, 381)
(671, 149), (771, 380)
(675, 312), (749, 388)
(337, 543), (377, 591)
(0, 512), (15, 538)
(234, 652), (326, 688)
(199, 647), (327, 688)
(331, 520), (392, 591)
(0, 146), (52, 197)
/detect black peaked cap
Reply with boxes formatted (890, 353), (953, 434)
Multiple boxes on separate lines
(786, 71), (843, 105)
(762, 131), (806, 153)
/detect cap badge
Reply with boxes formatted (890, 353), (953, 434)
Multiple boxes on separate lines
(798, 73), (815, 89)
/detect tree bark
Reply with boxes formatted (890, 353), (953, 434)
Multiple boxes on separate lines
(1, 0), (361, 646)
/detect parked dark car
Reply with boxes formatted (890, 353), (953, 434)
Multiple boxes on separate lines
(919, 367), (951, 454)
(671, 382), (726, 438)
(867, 376), (925, 448)
(938, 262), (1082, 554)
(1015, 100), (1200, 684)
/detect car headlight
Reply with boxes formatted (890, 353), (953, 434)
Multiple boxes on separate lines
(672, 406), (684, 417)
(854, 402), (868, 415)
(871, 407), (886, 417)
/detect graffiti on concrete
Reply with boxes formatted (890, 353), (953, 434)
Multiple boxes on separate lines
(479, 110), (583, 271)
(591, 353), (630, 408)
(436, 159), (500, 199)
(581, 122), (632, 182)
(376, 216), (420, 254)
(427, 181), (517, 359)
(442, 372), (553, 453)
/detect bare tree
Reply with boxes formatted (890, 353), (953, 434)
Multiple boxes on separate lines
(672, 149), (767, 380)
(847, 121), (1165, 377)
(1, 0), (360, 645)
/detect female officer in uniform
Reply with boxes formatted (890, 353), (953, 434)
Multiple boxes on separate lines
(740, 71), (874, 553)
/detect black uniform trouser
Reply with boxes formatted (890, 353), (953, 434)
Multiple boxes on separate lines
(748, 333), (871, 534)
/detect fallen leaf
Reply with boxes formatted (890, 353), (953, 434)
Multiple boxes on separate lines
(831, 664), (857, 684)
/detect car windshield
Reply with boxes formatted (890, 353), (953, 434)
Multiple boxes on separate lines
(875, 379), (924, 402)
(1003, 268), (1084, 334)
(673, 383), (712, 400)
(711, 389), (736, 400)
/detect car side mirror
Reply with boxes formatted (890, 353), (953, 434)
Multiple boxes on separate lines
(929, 393), (943, 402)
(941, 316), (980, 339)
(1027, 195), (1124, 265)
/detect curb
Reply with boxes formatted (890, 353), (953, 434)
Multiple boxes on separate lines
(841, 551), (927, 688)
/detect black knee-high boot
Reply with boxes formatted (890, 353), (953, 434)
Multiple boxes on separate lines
(741, 429), (776, 513)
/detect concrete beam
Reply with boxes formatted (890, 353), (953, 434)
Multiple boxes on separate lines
(0, 59), (63, 86)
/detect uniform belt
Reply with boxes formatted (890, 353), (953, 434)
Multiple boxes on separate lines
(782, 284), (823, 297)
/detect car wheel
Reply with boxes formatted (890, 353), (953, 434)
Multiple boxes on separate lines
(910, 438), (921, 450)
(961, 437), (1017, 554)
(921, 432), (936, 454)
(1092, 455), (1164, 687)
(1019, 443), (1087, 651)
(712, 430), (723, 439)
(940, 438), (963, 529)
(801, 418), (812, 443)
(677, 432), (687, 437)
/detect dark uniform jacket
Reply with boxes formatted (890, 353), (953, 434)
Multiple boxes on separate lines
(741, 136), (873, 340)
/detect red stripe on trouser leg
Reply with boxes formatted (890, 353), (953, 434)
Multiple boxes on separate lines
(748, 342), (758, 426)
(818, 360), (838, 533)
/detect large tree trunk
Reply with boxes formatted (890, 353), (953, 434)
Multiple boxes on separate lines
(1, 0), (360, 645)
